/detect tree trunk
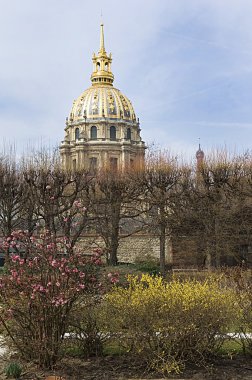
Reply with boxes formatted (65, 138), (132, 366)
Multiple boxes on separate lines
(214, 217), (221, 267)
(205, 240), (212, 270)
(159, 206), (166, 277)
(108, 201), (120, 266)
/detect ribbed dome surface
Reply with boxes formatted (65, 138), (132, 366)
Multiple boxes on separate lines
(70, 85), (136, 122)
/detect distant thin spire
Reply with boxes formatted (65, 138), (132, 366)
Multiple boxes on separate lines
(196, 138), (204, 161)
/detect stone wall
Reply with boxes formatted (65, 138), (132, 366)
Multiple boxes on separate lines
(78, 233), (173, 264)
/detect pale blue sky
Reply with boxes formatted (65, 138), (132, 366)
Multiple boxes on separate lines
(0, 0), (252, 159)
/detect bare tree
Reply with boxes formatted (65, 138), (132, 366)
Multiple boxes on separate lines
(137, 152), (189, 276)
(173, 151), (249, 268)
(22, 151), (94, 252)
(87, 167), (145, 265)
(0, 155), (25, 236)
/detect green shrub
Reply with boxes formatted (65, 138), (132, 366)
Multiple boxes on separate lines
(68, 296), (109, 357)
(5, 362), (22, 379)
(134, 261), (160, 275)
(105, 274), (237, 375)
(0, 266), (8, 275)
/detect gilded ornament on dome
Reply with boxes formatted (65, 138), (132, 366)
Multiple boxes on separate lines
(107, 90), (116, 114)
(77, 102), (83, 116)
(120, 95), (130, 117)
(92, 102), (98, 110)
(91, 91), (99, 115)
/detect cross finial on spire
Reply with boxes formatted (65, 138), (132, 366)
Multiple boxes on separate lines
(198, 137), (201, 150)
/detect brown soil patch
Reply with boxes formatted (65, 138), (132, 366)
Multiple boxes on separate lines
(1, 355), (252, 380)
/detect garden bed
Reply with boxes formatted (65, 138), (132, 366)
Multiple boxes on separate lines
(1, 354), (252, 380)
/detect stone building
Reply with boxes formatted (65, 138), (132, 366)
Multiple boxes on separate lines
(60, 24), (146, 171)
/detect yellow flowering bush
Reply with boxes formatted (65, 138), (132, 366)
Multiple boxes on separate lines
(105, 274), (237, 374)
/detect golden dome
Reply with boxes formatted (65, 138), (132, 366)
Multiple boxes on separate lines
(70, 86), (136, 122)
(68, 24), (137, 123)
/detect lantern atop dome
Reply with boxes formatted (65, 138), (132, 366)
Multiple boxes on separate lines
(91, 23), (114, 86)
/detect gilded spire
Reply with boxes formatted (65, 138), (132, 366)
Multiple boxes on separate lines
(91, 23), (114, 86)
(99, 23), (106, 54)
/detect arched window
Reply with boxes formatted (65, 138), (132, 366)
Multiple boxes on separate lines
(126, 128), (131, 140)
(90, 126), (97, 140)
(105, 62), (108, 71)
(110, 126), (116, 141)
(96, 62), (100, 71)
(75, 128), (80, 140)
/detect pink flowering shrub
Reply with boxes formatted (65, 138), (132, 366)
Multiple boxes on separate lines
(107, 271), (120, 284)
(0, 230), (101, 369)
